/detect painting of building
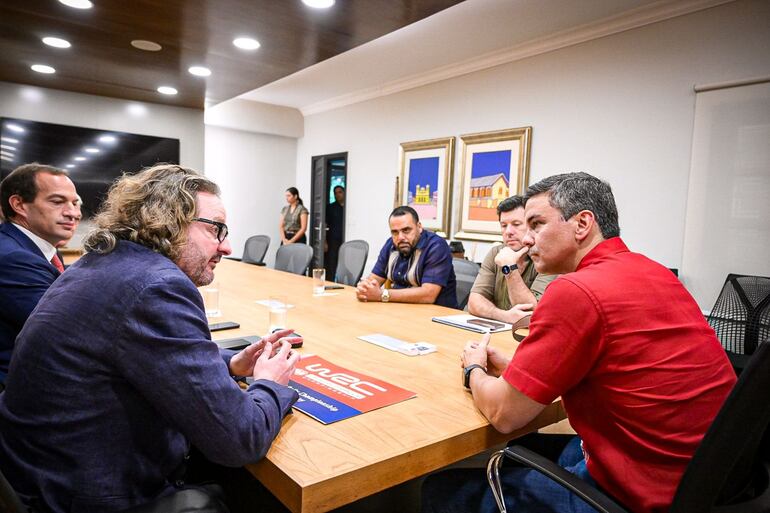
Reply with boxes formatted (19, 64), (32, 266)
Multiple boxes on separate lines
(467, 149), (512, 221)
(407, 156), (439, 220)
(413, 184), (431, 204)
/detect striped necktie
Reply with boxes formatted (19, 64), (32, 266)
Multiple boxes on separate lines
(51, 254), (65, 273)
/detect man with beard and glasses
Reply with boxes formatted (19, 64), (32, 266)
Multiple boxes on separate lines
(357, 205), (457, 308)
(0, 164), (301, 513)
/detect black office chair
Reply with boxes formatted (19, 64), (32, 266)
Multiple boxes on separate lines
(334, 240), (369, 286)
(0, 468), (229, 513)
(486, 340), (770, 513)
(0, 468), (27, 513)
(707, 273), (770, 375)
(242, 235), (270, 266)
(453, 258), (480, 310)
(274, 244), (313, 276)
(120, 488), (230, 513)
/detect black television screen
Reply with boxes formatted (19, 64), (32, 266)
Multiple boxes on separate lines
(1, 117), (180, 218)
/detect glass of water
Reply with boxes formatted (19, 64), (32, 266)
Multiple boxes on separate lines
(312, 268), (326, 296)
(269, 295), (288, 332)
(202, 283), (221, 317)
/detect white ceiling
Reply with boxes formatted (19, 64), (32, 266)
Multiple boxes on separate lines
(238, 0), (733, 115)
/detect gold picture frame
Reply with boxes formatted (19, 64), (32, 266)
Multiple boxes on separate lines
(453, 127), (532, 241)
(398, 136), (455, 238)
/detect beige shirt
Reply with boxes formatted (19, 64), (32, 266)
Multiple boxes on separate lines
(470, 244), (558, 310)
(280, 204), (309, 234)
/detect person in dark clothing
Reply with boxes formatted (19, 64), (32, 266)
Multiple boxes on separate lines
(325, 185), (345, 279)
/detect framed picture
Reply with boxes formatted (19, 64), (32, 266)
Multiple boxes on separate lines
(454, 127), (532, 241)
(398, 136), (455, 238)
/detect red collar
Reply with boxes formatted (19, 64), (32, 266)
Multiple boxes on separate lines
(576, 237), (629, 271)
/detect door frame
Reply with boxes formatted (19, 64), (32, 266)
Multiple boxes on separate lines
(309, 152), (348, 269)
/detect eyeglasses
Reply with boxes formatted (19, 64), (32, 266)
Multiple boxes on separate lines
(192, 217), (229, 243)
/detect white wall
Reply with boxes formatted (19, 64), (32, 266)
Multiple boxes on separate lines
(0, 81), (205, 245)
(204, 125), (297, 267)
(205, 98), (303, 139)
(293, 0), (770, 296)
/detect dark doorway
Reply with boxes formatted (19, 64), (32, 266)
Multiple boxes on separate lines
(310, 152), (347, 280)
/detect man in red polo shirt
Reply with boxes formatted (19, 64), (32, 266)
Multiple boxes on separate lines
(423, 172), (736, 513)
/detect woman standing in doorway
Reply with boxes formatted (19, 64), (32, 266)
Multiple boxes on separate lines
(279, 187), (309, 245)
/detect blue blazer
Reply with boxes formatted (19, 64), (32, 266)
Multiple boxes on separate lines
(0, 241), (297, 512)
(0, 222), (60, 381)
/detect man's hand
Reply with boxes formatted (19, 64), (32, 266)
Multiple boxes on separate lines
(462, 332), (491, 369)
(228, 329), (299, 377)
(500, 303), (533, 324)
(252, 340), (301, 385)
(495, 246), (529, 269)
(486, 344), (511, 378)
(356, 278), (382, 302)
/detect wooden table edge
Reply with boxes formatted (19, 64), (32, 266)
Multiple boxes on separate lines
(248, 400), (566, 512)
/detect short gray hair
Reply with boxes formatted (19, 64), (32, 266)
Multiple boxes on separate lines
(524, 172), (620, 239)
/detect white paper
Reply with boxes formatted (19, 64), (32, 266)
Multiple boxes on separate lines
(358, 334), (436, 356)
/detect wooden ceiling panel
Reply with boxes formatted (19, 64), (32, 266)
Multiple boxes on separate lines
(0, 0), (464, 109)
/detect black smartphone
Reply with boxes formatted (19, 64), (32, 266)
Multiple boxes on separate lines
(214, 335), (261, 350)
(467, 318), (505, 330)
(324, 285), (344, 290)
(272, 328), (304, 348)
(209, 321), (240, 332)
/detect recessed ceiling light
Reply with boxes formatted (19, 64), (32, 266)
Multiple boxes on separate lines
(131, 40), (162, 52)
(99, 135), (116, 143)
(31, 64), (56, 74)
(188, 66), (211, 77)
(233, 37), (260, 50)
(302, 0), (335, 7)
(157, 86), (178, 95)
(85, 147), (100, 153)
(6, 124), (25, 133)
(0, 145), (15, 151)
(74, 156), (86, 161)
(1, 137), (19, 143)
(42, 37), (71, 48)
(66, 164), (76, 168)
(0, 151), (14, 158)
(1, 156), (14, 162)
(58, 0), (93, 8)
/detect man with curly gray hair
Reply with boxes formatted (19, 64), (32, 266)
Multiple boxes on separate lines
(0, 164), (300, 513)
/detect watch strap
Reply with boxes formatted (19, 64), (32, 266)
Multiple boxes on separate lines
(463, 364), (486, 389)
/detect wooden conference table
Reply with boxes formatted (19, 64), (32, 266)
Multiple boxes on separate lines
(209, 259), (566, 513)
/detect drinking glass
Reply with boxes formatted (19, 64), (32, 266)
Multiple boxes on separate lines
(312, 268), (326, 296)
(202, 283), (221, 317)
(269, 295), (288, 332)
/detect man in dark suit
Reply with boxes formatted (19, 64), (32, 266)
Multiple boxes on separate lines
(0, 163), (80, 383)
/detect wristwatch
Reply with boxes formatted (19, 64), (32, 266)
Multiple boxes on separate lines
(463, 364), (486, 389)
(501, 263), (519, 276)
(381, 288), (391, 303)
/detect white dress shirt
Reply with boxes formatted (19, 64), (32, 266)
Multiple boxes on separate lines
(12, 223), (57, 262)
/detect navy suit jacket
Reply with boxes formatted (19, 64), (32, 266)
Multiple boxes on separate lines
(0, 241), (298, 513)
(0, 222), (60, 382)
